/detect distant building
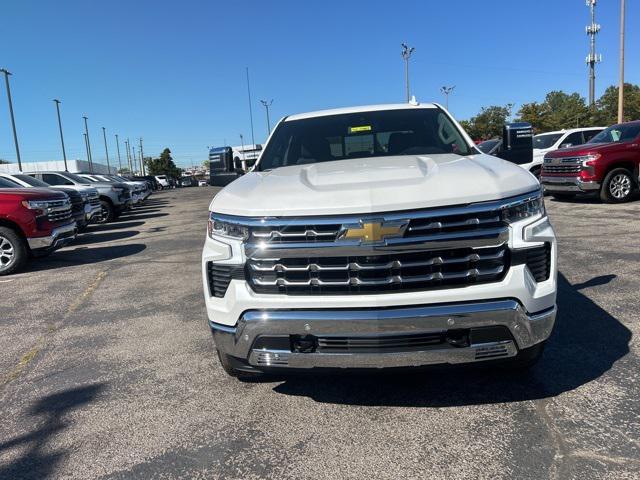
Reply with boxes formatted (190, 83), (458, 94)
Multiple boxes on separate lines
(0, 160), (117, 174)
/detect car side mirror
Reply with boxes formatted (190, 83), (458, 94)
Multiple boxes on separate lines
(560, 143), (573, 149)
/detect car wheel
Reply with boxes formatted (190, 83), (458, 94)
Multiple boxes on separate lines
(0, 227), (28, 276)
(216, 350), (261, 379)
(551, 193), (576, 201)
(96, 200), (115, 224)
(600, 168), (635, 203)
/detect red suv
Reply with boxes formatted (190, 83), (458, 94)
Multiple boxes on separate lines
(0, 180), (77, 275)
(541, 121), (640, 203)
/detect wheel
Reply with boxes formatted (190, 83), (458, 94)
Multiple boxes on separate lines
(0, 227), (28, 276)
(504, 341), (545, 370)
(551, 193), (576, 201)
(600, 168), (636, 203)
(96, 200), (115, 224)
(216, 349), (261, 378)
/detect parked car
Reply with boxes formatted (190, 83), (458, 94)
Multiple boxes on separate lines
(534, 127), (604, 165)
(198, 180), (208, 187)
(541, 121), (640, 203)
(477, 138), (502, 156)
(0, 173), (101, 230)
(181, 176), (197, 187)
(77, 174), (149, 204)
(155, 175), (170, 189)
(129, 175), (160, 190)
(202, 102), (557, 377)
(0, 179), (76, 275)
(27, 171), (132, 223)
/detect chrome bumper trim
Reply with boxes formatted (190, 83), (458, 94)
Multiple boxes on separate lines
(541, 176), (600, 192)
(27, 222), (77, 250)
(84, 203), (102, 220)
(211, 300), (556, 370)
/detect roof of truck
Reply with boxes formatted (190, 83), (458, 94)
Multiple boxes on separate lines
(285, 102), (439, 121)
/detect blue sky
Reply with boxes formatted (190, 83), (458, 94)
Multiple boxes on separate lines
(0, 0), (637, 168)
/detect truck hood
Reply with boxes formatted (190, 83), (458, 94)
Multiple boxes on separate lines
(210, 154), (539, 216)
(544, 141), (628, 158)
(0, 187), (68, 200)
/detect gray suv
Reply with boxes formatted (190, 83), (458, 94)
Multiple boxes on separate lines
(28, 171), (132, 223)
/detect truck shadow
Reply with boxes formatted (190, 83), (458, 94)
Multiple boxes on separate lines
(0, 383), (105, 480)
(271, 272), (631, 406)
(25, 244), (146, 272)
(73, 230), (139, 246)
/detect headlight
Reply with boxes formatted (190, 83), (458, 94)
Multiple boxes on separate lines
(21, 200), (51, 213)
(111, 186), (124, 192)
(208, 213), (249, 240)
(502, 190), (545, 223)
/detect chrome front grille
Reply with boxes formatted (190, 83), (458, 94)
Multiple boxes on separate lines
(89, 195), (100, 206)
(47, 206), (73, 223)
(542, 164), (581, 174)
(247, 246), (508, 295)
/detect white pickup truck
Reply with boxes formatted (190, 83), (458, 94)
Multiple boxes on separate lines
(202, 103), (557, 377)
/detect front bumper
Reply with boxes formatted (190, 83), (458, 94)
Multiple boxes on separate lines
(541, 176), (600, 193)
(85, 203), (102, 221)
(211, 300), (556, 370)
(27, 222), (77, 251)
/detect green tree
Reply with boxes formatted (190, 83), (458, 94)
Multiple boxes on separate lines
(145, 148), (182, 178)
(118, 167), (131, 175)
(517, 101), (547, 132)
(517, 91), (589, 132)
(462, 105), (512, 140)
(593, 83), (640, 125)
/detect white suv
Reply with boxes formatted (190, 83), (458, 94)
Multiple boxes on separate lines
(202, 103), (557, 377)
(533, 127), (605, 170)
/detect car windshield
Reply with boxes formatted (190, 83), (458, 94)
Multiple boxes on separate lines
(0, 177), (20, 188)
(477, 139), (500, 153)
(533, 133), (562, 150)
(257, 108), (474, 171)
(588, 124), (640, 144)
(13, 174), (50, 187)
(62, 172), (94, 183)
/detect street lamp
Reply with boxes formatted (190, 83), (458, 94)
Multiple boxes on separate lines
(0, 69), (22, 171)
(239, 133), (246, 171)
(260, 99), (274, 136)
(53, 99), (68, 171)
(440, 86), (456, 110)
(102, 127), (111, 173)
(401, 43), (415, 103)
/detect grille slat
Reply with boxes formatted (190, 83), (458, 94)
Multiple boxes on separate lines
(248, 246), (509, 295)
(542, 165), (581, 174)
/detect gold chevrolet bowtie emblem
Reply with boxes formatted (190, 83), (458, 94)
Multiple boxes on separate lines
(342, 221), (406, 243)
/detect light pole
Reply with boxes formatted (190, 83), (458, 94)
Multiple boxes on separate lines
(102, 127), (111, 173)
(0, 69), (22, 171)
(260, 99), (273, 136)
(53, 99), (68, 171)
(246, 67), (255, 148)
(440, 86), (455, 111)
(83, 116), (94, 173)
(139, 137), (145, 175)
(83, 133), (90, 163)
(618, 0), (626, 123)
(126, 138), (133, 173)
(401, 43), (415, 103)
(132, 146), (137, 174)
(239, 133), (246, 171)
(115, 134), (123, 172)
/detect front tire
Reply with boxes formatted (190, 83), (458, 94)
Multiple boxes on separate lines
(600, 168), (635, 203)
(97, 200), (116, 224)
(0, 227), (28, 276)
(504, 341), (545, 370)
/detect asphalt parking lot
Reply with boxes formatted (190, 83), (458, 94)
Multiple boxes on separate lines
(0, 187), (638, 480)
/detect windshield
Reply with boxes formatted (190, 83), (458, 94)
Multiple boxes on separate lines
(13, 174), (50, 187)
(0, 177), (20, 188)
(533, 133), (562, 150)
(588, 124), (640, 144)
(257, 108), (473, 171)
(63, 172), (94, 183)
(477, 139), (500, 153)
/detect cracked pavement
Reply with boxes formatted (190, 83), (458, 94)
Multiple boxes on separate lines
(0, 188), (638, 479)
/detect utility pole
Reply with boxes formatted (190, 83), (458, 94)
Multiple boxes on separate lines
(585, 0), (602, 107)
(132, 146), (137, 174)
(440, 86), (455, 111)
(139, 137), (145, 175)
(246, 67), (255, 148)
(83, 133), (90, 164)
(618, 0), (626, 123)
(102, 127), (111, 173)
(125, 138), (133, 173)
(83, 116), (94, 173)
(401, 43), (415, 103)
(115, 134), (123, 172)
(53, 99), (68, 171)
(260, 99), (273, 136)
(239, 133), (246, 171)
(0, 69), (22, 171)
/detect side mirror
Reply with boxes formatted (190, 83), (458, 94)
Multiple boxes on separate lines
(498, 122), (533, 165)
(559, 143), (573, 149)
